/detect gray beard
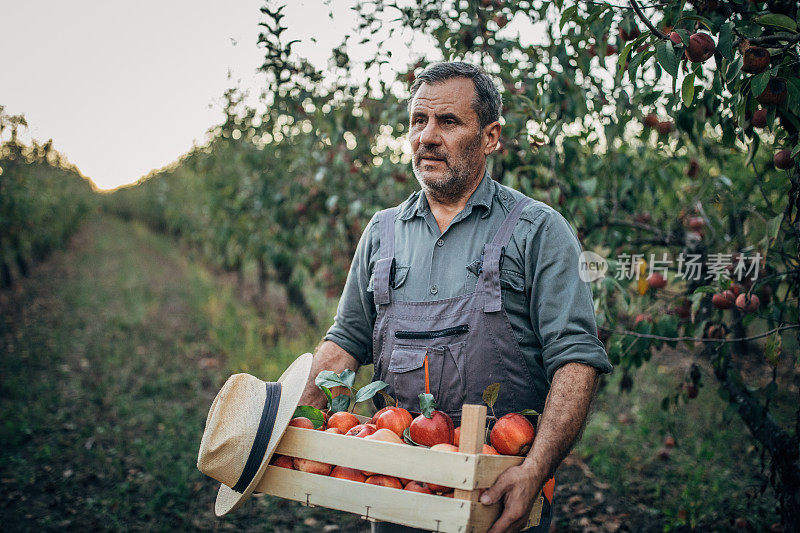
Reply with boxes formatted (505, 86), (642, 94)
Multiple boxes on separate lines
(412, 134), (483, 204)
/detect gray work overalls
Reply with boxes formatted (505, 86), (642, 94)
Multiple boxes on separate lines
(370, 197), (553, 532)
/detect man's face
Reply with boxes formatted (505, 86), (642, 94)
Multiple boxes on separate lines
(408, 77), (491, 203)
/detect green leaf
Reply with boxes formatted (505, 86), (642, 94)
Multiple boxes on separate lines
(402, 426), (425, 447)
(675, 29), (691, 47)
(767, 213), (783, 244)
(617, 41), (634, 80)
(315, 369), (356, 390)
(482, 383), (500, 408)
(293, 405), (326, 429)
(750, 71), (771, 99)
(320, 385), (333, 409)
(726, 56), (742, 83)
(676, 14), (713, 30)
(518, 408), (540, 416)
(354, 380), (388, 404)
(682, 73), (696, 106)
(418, 392), (436, 418)
(717, 22), (733, 60)
(330, 394), (351, 414)
(656, 42), (679, 78)
(377, 390), (397, 408)
(755, 14), (797, 32)
(791, 143), (800, 159)
(745, 132), (760, 166)
(692, 285), (716, 294)
(559, 5), (578, 31)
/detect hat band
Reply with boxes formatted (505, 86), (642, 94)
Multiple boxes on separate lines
(231, 381), (282, 493)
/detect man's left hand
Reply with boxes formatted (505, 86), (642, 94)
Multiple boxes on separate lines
(479, 463), (542, 533)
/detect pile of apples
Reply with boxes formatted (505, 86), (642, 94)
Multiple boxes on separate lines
(271, 406), (536, 496)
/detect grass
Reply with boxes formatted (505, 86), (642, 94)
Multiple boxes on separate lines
(577, 355), (782, 531)
(0, 214), (367, 531)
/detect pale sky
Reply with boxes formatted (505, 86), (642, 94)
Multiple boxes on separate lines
(1, 1), (546, 190)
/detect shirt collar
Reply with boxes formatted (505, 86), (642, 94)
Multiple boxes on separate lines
(398, 170), (495, 221)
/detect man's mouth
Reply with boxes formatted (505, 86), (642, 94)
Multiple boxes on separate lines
(418, 155), (446, 164)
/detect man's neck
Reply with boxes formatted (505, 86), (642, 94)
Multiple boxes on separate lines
(426, 167), (486, 234)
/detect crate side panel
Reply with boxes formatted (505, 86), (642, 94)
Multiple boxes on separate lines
(256, 466), (473, 532)
(276, 427), (477, 490)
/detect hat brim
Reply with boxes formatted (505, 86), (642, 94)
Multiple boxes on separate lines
(214, 352), (313, 516)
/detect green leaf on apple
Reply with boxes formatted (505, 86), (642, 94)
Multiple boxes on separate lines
(402, 426), (427, 447)
(482, 383), (500, 409)
(315, 369), (356, 391)
(329, 394), (351, 414)
(320, 385), (333, 408)
(354, 380), (388, 404)
(418, 392), (436, 418)
(517, 408), (540, 416)
(293, 405), (326, 429)
(377, 390), (397, 408)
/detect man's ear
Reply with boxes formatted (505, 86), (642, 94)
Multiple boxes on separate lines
(482, 121), (502, 155)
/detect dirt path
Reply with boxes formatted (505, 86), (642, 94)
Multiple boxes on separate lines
(0, 214), (657, 532)
(0, 215), (367, 532)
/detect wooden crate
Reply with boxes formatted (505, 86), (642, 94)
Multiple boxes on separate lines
(255, 405), (543, 532)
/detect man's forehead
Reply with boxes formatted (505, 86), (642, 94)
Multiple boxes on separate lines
(410, 78), (476, 115)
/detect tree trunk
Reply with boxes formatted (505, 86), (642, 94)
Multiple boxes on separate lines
(710, 345), (800, 530)
(1, 258), (11, 289)
(273, 258), (318, 329)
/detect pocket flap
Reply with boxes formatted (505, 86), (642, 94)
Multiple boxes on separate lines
(388, 345), (427, 373)
(368, 265), (409, 292)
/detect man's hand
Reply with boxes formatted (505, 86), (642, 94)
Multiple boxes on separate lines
(298, 340), (360, 409)
(480, 362), (599, 532)
(480, 464), (542, 533)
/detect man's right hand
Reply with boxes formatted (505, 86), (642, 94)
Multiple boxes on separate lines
(298, 340), (361, 409)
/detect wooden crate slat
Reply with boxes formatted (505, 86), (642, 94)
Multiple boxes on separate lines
(276, 427), (478, 490)
(256, 465), (476, 532)
(473, 454), (524, 488)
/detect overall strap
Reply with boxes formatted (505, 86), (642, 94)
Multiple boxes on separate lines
(373, 207), (400, 306)
(479, 196), (532, 312)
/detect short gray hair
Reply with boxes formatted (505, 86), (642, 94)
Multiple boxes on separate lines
(408, 61), (502, 129)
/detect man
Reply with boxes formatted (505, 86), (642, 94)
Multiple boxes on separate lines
(298, 61), (612, 533)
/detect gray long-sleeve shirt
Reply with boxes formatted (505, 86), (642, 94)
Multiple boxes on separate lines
(325, 173), (612, 385)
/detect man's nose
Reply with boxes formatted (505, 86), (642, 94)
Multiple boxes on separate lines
(419, 120), (441, 145)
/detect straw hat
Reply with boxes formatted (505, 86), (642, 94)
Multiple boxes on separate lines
(197, 352), (313, 516)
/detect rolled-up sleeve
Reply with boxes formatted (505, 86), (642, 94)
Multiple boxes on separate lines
(528, 210), (613, 382)
(324, 215), (379, 365)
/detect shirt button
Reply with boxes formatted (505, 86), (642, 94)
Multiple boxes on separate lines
(436, 238), (444, 247)
(430, 285), (438, 295)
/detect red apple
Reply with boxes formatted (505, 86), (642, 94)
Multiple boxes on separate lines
(490, 413), (535, 456)
(270, 454), (294, 469)
(345, 423), (377, 437)
(752, 108), (767, 128)
(647, 272), (667, 289)
(375, 407), (413, 438)
(685, 33), (715, 63)
(735, 293), (760, 313)
(404, 481), (433, 494)
(293, 457), (332, 475)
(330, 466), (366, 482)
(288, 417), (315, 430)
(774, 149), (794, 170)
(634, 313), (653, 327)
(453, 427), (460, 446)
(409, 411), (455, 447)
(712, 290), (736, 309)
(365, 475), (404, 489)
(364, 428), (405, 445)
(482, 444), (499, 455)
(327, 411), (360, 434)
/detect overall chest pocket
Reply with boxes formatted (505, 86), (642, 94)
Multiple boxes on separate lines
(387, 340), (466, 416)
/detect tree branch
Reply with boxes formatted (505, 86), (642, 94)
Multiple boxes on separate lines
(598, 323), (799, 343)
(629, 0), (666, 40)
